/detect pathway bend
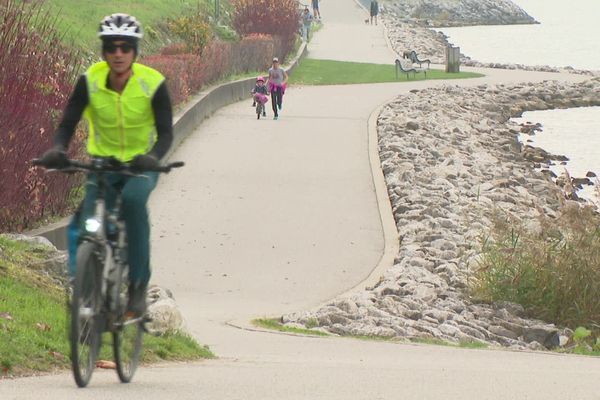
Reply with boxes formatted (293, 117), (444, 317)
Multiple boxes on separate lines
(2, 0), (598, 398)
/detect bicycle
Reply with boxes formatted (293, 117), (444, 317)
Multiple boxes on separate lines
(33, 156), (184, 387)
(251, 91), (268, 120)
(256, 99), (265, 119)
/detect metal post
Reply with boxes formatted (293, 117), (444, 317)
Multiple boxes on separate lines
(445, 46), (460, 73)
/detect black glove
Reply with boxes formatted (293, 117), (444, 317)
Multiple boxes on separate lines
(38, 146), (68, 169)
(130, 154), (159, 171)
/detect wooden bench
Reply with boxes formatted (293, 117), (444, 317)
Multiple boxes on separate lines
(402, 50), (431, 69)
(395, 58), (427, 79)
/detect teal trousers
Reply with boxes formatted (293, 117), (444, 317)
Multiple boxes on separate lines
(69, 172), (159, 285)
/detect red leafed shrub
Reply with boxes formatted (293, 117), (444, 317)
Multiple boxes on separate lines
(230, 0), (300, 38)
(160, 43), (189, 56)
(230, 34), (275, 74)
(143, 54), (192, 105)
(230, 0), (298, 59)
(198, 42), (232, 84)
(144, 43), (233, 106)
(0, 0), (83, 232)
(145, 32), (290, 107)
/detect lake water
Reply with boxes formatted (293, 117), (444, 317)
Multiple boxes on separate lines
(439, 0), (600, 71)
(513, 107), (600, 204)
(438, 0), (600, 201)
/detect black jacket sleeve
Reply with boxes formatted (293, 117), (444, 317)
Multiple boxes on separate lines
(54, 75), (88, 149)
(149, 82), (173, 160)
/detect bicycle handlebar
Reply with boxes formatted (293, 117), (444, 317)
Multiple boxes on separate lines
(32, 157), (185, 174)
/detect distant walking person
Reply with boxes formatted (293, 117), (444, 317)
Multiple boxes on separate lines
(266, 57), (288, 120)
(312, 0), (321, 21)
(301, 7), (313, 41)
(370, 0), (379, 25)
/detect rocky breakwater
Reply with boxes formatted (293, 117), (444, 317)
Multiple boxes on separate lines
(283, 78), (600, 349)
(383, 0), (536, 28)
(381, 0), (597, 75)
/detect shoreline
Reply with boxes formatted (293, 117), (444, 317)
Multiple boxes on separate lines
(284, 78), (600, 349)
(283, 1), (600, 348)
(381, 11), (599, 76)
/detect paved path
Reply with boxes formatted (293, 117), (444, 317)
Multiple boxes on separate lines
(2, 0), (599, 398)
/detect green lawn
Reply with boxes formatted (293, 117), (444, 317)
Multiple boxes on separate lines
(289, 58), (483, 85)
(40, 0), (203, 51)
(0, 236), (213, 377)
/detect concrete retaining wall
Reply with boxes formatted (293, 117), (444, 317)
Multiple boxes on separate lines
(27, 43), (308, 250)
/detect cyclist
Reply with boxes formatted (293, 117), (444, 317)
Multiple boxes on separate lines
(266, 57), (288, 120)
(37, 13), (173, 317)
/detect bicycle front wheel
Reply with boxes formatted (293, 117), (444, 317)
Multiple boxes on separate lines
(70, 241), (102, 388)
(113, 266), (143, 383)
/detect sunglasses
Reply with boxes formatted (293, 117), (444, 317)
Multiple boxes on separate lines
(103, 42), (135, 54)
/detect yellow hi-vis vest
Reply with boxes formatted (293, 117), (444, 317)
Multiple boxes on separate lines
(84, 61), (165, 162)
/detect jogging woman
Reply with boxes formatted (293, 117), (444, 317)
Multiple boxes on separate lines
(266, 57), (288, 120)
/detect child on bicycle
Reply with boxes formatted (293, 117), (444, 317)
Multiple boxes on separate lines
(251, 76), (268, 117)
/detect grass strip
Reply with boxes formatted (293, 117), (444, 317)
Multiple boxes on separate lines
(253, 318), (329, 336)
(0, 236), (213, 377)
(253, 318), (489, 349)
(289, 58), (483, 85)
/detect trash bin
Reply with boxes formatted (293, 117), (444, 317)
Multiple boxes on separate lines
(445, 46), (460, 73)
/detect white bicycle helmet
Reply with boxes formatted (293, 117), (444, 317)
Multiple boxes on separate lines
(98, 13), (143, 39)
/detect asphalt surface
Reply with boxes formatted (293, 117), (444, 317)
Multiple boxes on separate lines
(2, 0), (598, 398)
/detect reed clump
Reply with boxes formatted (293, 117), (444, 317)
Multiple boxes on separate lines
(473, 203), (600, 330)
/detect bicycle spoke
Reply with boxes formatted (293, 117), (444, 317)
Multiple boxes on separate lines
(113, 263), (143, 383)
(70, 242), (102, 388)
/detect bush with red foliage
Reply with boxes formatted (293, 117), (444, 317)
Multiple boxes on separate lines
(159, 43), (189, 56)
(230, 0), (299, 59)
(144, 34), (281, 106)
(0, 0), (83, 232)
(230, 34), (275, 74)
(142, 55), (192, 106)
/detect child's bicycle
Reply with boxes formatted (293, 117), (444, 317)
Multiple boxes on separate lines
(252, 92), (268, 120)
(33, 156), (183, 387)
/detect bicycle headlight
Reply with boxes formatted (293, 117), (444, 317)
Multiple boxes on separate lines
(84, 218), (102, 233)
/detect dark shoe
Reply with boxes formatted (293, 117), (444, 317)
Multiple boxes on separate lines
(262, 111), (266, 117)
(126, 283), (148, 317)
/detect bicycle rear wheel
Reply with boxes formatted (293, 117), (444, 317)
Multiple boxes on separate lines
(70, 241), (102, 388)
(113, 265), (143, 383)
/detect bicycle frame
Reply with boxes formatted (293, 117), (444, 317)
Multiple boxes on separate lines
(80, 167), (128, 318)
(32, 155), (183, 387)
